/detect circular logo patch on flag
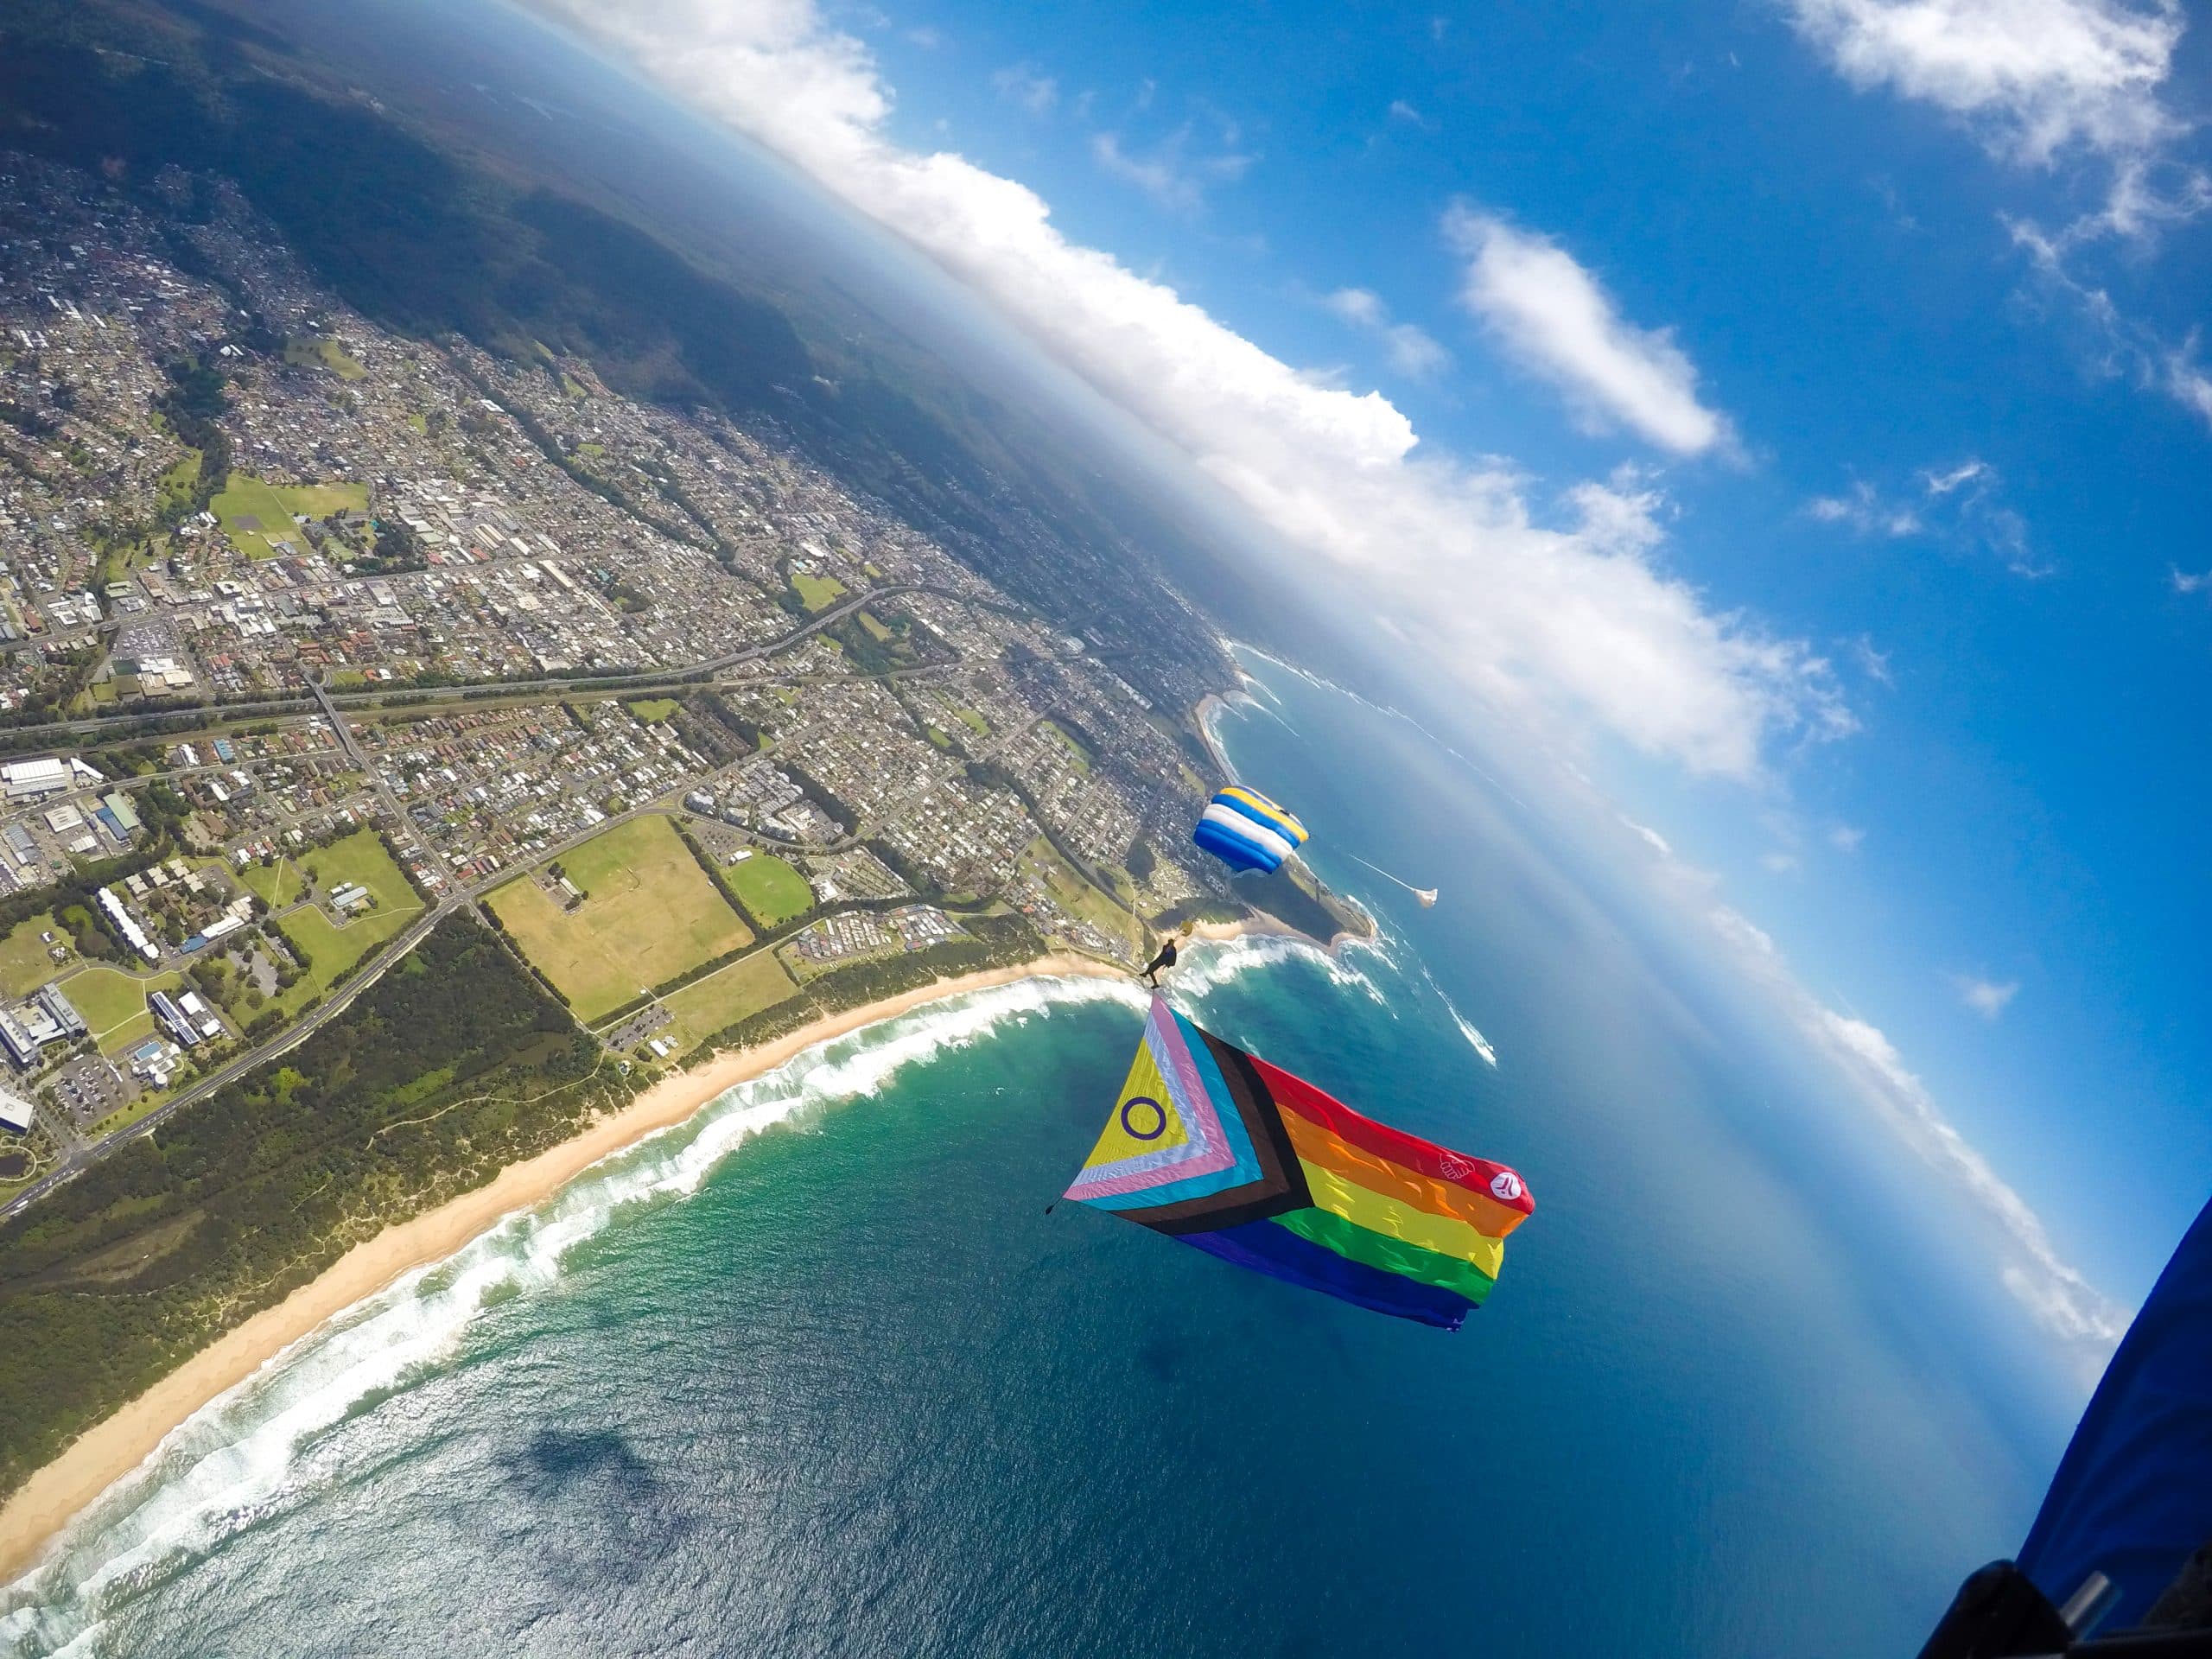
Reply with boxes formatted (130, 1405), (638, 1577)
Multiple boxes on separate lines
(1489, 1170), (1524, 1202)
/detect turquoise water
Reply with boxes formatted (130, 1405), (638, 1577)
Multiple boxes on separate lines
(0, 661), (2070, 1656)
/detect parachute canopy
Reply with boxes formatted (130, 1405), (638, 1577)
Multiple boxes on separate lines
(1193, 786), (1307, 875)
(2016, 1193), (2212, 1630)
(1065, 995), (1531, 1329)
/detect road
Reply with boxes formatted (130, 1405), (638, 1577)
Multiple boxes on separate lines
(0, 581), (976, 744)
(0, 785), (696, 1224)
(0, 580), (1042, 1221)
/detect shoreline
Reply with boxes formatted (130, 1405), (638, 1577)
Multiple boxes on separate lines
(0, 949), (1148, 1586)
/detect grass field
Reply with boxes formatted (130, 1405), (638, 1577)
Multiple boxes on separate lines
(0, 913), (66, 999)
(211, 474), (368, 559)
(283, 336), (366, 379)
(721, 850), (813, 929)
(1042, 720), (1092, 774)
(210, 474), (302, 559)
(488, 816), (752, 1020)
(58, 965), (185, 1054)
(950, 702), (990, 737)
(1020, 837), (1132, 940)
(258, 830), (424, 1018)
(652, 950), (798, 1054)
(626, 698), (678, 723)
(790, 570), (847, 612)
(276, 482), (369, 517)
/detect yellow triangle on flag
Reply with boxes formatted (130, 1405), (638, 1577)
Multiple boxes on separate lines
(1079, 1030), (1188, 1171)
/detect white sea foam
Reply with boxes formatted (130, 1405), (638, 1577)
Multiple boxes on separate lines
(1449, 1007), (1500, 1068)
(3, 951), (1325, 1643)
(0, 969), (1146, 1650)
(1408, 963), (1498, 1068)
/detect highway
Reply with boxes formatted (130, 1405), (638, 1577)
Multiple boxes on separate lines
(0, 581), (974, 744)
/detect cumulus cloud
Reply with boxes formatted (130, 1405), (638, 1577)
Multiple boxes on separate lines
(518, 0), (1847, 785)
(1955, 973), (2021, 1017)
(2174, 567), (2212, 594)
(1323, 287), (1452, 379)
(1783, 0), (2187, 166)
(1444, 207), (1733, 457)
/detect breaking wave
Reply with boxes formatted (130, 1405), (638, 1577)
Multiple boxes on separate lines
(0, 969), (1153, 1654)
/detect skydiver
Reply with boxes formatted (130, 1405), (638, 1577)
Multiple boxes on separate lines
(1140, 937), (1178, 987)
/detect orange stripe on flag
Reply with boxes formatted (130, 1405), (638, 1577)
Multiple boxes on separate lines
(1281, 1111), (1529, 1237)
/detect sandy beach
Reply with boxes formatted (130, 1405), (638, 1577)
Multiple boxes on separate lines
(0, 950), (1133, 1586)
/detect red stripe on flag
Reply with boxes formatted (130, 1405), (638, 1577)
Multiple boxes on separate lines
(1250, 1055), (1533, 1231)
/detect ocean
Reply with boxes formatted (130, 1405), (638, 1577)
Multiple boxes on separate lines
(0, 658), (2073, 1657)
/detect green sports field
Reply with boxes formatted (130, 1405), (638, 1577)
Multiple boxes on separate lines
(722, 850), (813, 928)
(790, 570), (847, 612)
(211, 474), (369, 559)
(488, 816), (753, 1020)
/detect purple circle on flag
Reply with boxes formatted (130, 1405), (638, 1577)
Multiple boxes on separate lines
(1120, 1096), (1166, 1141)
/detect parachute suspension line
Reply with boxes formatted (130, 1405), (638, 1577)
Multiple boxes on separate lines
(1347, 855), (1439, 906)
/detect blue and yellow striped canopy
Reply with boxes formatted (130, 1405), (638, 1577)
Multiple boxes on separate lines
(1192, 786), (1308, 875)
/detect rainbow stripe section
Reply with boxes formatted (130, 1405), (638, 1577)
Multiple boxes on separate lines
(1067, 995), (1531, 1329)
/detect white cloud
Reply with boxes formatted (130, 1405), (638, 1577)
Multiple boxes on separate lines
(1619, 815), (1675, 855)
(1849, 634), (1895, 684)
(1690, 901), (2123, 1354)
(1829, 823), (1866, 852)
(2174, 567), (2212, 594)
(1808, 480), (1923, 537)
(1923, 457), (1991, 494)
(1090, 128), (1255, 214)
(1805, 999), (2121, 1350)
(2011, 222), (2212, 435)
(1323, 287), (1452, 379)
(1954, 973), (2021, 1017)
(991, 62), (1057, 116)
(1762, 849), (1803, 874)
(2168, 344), (2212, 424)
(1783, 0), (2188, 167)
(1444, 207), (1733, 457)
(1810, 459), (2047, 575)
(519, 0), (1849, 785)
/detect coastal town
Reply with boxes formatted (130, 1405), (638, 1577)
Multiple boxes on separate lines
(0, 149), (1351, 1217)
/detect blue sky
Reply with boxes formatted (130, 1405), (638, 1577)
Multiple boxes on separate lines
(526, 0), (2209, 1356)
